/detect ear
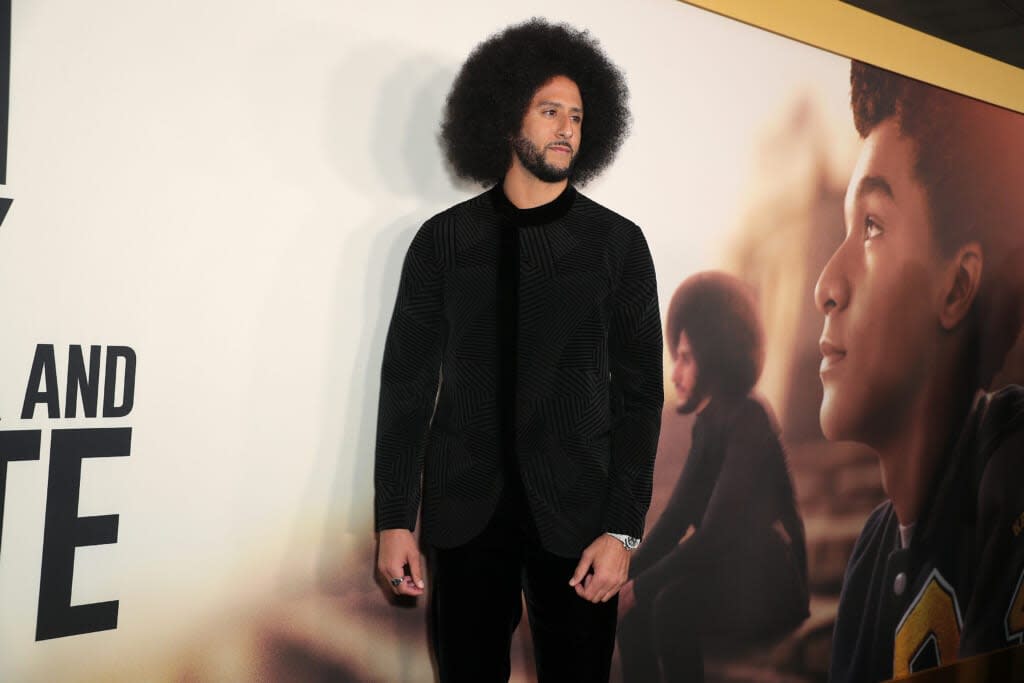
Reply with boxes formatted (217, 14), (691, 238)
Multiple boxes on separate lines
(939, 241), (983, 330)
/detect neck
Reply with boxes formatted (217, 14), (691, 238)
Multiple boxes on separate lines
(502, 160), (569, 209)
(873, 357), (972, 526)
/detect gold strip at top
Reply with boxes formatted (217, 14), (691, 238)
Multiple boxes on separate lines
(680, 0), (1024, 114)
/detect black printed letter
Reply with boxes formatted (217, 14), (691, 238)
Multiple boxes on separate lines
(66, 345), (101, 418)
(21, 344), (60, 419)
(102, 347), (136, 418)
(36, 427), (131, 640)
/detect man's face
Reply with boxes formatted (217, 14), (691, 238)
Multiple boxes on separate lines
(815, 118), (947, 444)
(671, 329), (703, 415)
(512, 75), (582, 183)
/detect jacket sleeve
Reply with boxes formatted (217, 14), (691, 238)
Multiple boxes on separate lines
(373, 220), (446, 532)
(602, 224), (663, 539)
(628, 449), (703, 577)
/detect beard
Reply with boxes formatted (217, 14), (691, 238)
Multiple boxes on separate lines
(512, 134), (575, 183)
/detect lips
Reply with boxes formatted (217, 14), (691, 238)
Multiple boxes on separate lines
(547, 143), (573, 154)
(819, 338), (846, 374)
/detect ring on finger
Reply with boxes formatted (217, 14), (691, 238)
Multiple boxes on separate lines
(390, 577), (404, 587)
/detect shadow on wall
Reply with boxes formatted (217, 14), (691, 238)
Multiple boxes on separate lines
(317, 49), (472, 544)
(167, 45), (546, 683)
(324, 51), (473, 199)
(317, 51), (463, 683)
(170, 46), (469, 683)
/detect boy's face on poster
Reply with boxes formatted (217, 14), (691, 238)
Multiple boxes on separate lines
(815, 118), (948, 445)
(672, 329), (701, 414)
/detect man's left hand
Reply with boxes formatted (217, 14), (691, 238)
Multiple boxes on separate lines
(568, 534), (631, 603)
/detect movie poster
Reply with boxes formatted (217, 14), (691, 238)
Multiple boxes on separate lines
(0, 0), (1021, 681)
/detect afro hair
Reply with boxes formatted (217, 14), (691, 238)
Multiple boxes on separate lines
(666, 271), (764, 401)
(440, 18), (630, 186)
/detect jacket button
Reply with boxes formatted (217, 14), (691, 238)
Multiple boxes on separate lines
(894, 572), (907, 596)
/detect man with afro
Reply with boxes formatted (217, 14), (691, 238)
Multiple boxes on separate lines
(616, 271), (809, 682)
(372, 18), (663, 682)
(819, 61), (1024, 682)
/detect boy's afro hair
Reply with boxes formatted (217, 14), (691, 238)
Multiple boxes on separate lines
(666, 271), (765, 401)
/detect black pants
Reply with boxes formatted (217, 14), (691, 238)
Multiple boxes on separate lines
(428, 507), (618, 682)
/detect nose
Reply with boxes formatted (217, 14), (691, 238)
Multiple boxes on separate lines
(814, 242), (850, 316)
(671, 355), (683, 386)
(557, 114), (574, 139)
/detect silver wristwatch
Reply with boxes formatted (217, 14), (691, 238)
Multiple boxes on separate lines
(606, 532), (640, 550)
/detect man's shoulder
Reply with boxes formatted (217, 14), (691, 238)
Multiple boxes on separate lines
(409, 189), (495, 255)
(728, 395), (775, 430)
(422, 187), (494, 227)
(711, 395), (776, 446)
(572, 191), (643, 233)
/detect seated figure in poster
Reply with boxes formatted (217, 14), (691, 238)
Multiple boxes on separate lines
(819, 61), (1024, 683)
(617, 270), (809, 683)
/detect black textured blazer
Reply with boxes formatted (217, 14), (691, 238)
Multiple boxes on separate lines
(374, 184), (663, 557)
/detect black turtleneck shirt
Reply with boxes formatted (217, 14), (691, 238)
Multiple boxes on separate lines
(374, 183), (663, 557)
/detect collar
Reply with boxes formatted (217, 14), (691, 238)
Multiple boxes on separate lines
(488, 182), (577, 227)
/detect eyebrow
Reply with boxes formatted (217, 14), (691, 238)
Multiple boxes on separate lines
(536, 100), (583, 114)
(854, 175), (894, 201)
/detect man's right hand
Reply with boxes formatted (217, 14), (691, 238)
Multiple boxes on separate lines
(377, 528), (425, 597)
